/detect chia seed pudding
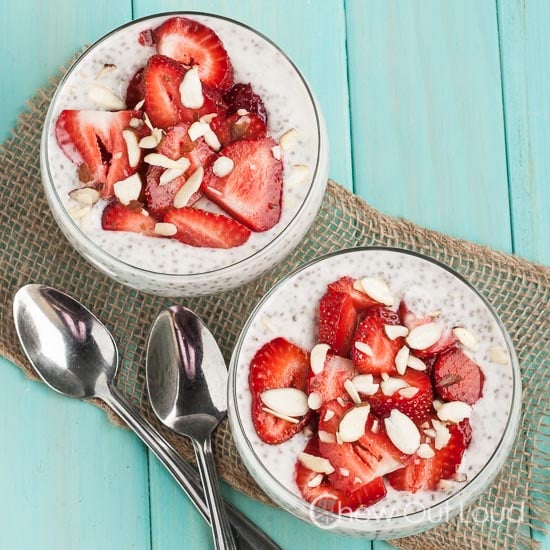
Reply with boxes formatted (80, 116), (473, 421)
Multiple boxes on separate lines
(229, 248), (521, 538)
(41, 13), (328, 296)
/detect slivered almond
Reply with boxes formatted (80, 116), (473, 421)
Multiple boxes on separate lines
(352, 374), (379, 396)
(88, 85), (125, 110)
(307, 474), (324, 488)
(204, 129), (222, 151)
(154, 222), (178, 237)
(139, 131), (162, 149)
(344, 379), (362, 404)
(262, 406), (299, 424)
(212, 156), (234, 177)
(122, 130), (140, 168)
(357, 277), (394, 306)
(68, 205), (91, 221)
(144, 153), (190, 170)
(173, 167), (204, 208)
(260, 388), (308, 417)
(384, 324), (409, 340)
(298, 452), (334, 474)
(398, 386), (419, 399)
(384, 409), (421, 454)
(423, 428), (437, 439)
(371, 419), (379, 433)
(380, 377), (409, 396)
(271, 145), (282, 160)
(318, 430), (336, 444)
(188, 121), (209, 141)
(488, 346), (509, 365)
(279, 128), (298, 150)
(69, 187), (99, 206)
(114, 174), (142, 205)
(323, 409), (335, 422)
(417, 443), (435, 459)
(354, 341), (374, 357)
(432, 419), (451, 450)
(453, 327), (479, 351)
(285, 165), (309, 186)
(134, 99), (145, 111)
(436, 401), (472, 423)
(308, 392), (322, 410)
(406, 322), (442, 350)
(179, 66), (204, 108)
(407, 355), (427, 371)
(160, 168), (186, 186)
(143, 113), (154, 131)
(338, 404), (370, 442)
(200, 112), (218, 124)
(395, 345), (410, 375)
(310, 343), (330, 375)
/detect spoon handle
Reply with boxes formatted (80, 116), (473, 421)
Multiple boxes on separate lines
(192, 435), (238, 550)
(104, 386), (280, 550)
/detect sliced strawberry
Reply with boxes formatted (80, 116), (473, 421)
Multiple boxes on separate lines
(318, 400), (405, 493)
(327, 277), (380, 312)
(308, 353), (355, 407)
(367, 370), (433, 423)
(352, 315), (403, 375)
(223, 83), (268, 123)
(318, 291), (358, 357)
(433, 347), (485, 405)
(55, 110), (139, 198)
(153, 17), (233, 91)
(363, 306), (401, 325)
(164, 207), (250, 249)
(125, 67), (145, 109)
(143, 55), (219, 130)
(387, 419), (472, 492)
(202, 137), (283, 231)
(295, 438), (386, 511)
(210, 112), (267, 147)
(101, 201), (158, 236)
(249, 338), (310, 444)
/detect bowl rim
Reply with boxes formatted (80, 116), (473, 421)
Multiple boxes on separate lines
(41, 11), (325, 280)
(228, 246), (522, 534)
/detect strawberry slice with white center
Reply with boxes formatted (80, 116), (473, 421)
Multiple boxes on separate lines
(318, 400), (406, 493)
(164, 207), (250, 249)
(295, 438), (386, 510)
(308, 352), (355, 407)
(318, 291), (358, 357)
(153, 16), (234, 91)
(352, 313), (404, 375)
(101, 201), (158, 236)
(202, 137), (283, 232)
(387, 418), (472, 492)
(55, 110), (140, 198)
(248, 338), (310, 444)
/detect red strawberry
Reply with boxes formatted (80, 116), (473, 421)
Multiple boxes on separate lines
(387, 419), (472, 492)
(55, 110), (139, 198)
(308, 353), (355, 407)
(101, 201), (158, 236)
(433, 347), (485, 405)
(202, 137), (283, 232)
(318, 400), (405, 493)
(318, 291), (358, 357)
(352, 315), (403, 375)
(367, 370), (433, 423)
(223, 83), (268, 123)
(363, 306), (401, 325)
(143, 55), (220, 130)
(164, 207), (250, 249)
(295, 438), (386, 511)
(153, 17), (233, 91)
(210, 112), (267, 147)
(249, 338), (310, 444)
(125, 67), (145, 109)
(327, 277), (380, 312)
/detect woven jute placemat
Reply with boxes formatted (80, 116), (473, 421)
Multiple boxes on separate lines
(0, 62), (548, 549)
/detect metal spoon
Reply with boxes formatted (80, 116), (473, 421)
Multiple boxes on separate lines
(146, 306), (236, 550)
(13, 284), (279, 550)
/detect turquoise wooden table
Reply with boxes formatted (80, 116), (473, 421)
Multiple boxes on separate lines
(0, 1), (548, 549)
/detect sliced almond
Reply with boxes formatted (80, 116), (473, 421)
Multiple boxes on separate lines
(336, 397), (346, 407)
(260, 388), (308, 418)
(318, 430), (336, 444)
(160, 168), (186, 186)
(344, 379), (362, 404)
(188, 121), (209, 141)
(114, 173), (142, 205)
(432, 419), (451, 450)
(453, 327), (479, 351)
(371, 418), (380, 433)
(437, 479), (455, 491)
(144, 153), (190, 170)
(179, 66), (204, 109)
(122, 130), (140, 168)
(69, 187), (99, 206)
(204, 129), (222, 152)
(134, 99), (145, 111)
(154, 222), (178, 237)
(352, 374), (379, 396)
(279, 128), (298, 150)
(262, 406), (299, 424)
(406, 322), (442, 350)
(68, 204), (92, 221)
(354, 341), (374, 357)
(308, 391), (322, 410)
(200, 112), (218, 124)
(436, 401), (472, 423)
(88, 85), (125, 110)
(384, 409), (421, 454)
(143, 113), (154, 131)
(338, 404), (370, 442)
(417, 443), (435, 459)
(307, 474), (324, 488)
(423, 428), (437, 439)
(297, 452), (334, 474)
(384, 324), (409, 340)
(212, 156), (234, 177)
(139, 133), (161, 149)
(323, 409), (335, 422)
(340, 468), (350, 477)
(129, 117), (142, 129)
(380, 377), (409, 396)
(173, 167), (204, 208)
(432, 399), (444, 411)
(285, 165), (309, 186)
(357, 277), (395, 306)
(407, 355), (427, 371)
(398, 386), (419, 398)
(395, 345), (410, 375)
(310, 343), (330, 375)
(381, 372), (389, 381)
(420, 421), (430, 429)
(271, 145), (282, 160)
(488, 346), (509, 365)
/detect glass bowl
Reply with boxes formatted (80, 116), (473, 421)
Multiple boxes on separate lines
(40, 12), (328, 296)
(228, 247), (521, 538)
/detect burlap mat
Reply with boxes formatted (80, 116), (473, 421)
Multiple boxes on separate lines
(0, 59), (548, 550)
